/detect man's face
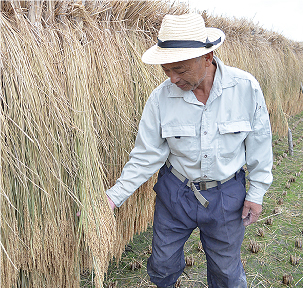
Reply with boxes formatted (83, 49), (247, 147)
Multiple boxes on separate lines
(161, 54), (212, 91)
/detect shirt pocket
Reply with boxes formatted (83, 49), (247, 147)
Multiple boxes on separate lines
(217, 121), (252, 159)
(162, 125), (198, 161)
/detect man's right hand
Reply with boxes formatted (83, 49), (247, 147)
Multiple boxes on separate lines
(107, 195), (116, 211)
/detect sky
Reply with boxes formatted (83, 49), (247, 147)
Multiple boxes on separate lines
(180, 0), (303, 42)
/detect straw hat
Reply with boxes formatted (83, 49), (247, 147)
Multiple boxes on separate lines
(142, 14), (225, 65)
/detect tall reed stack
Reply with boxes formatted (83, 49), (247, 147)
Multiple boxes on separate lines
(1, 1), (302, 287)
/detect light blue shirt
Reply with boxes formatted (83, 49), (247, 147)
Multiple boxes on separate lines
(106, 57), (273, 207)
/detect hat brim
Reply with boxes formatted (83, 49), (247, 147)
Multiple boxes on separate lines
(142, 28), (225, 65)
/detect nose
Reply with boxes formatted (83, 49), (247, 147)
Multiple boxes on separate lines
(169, 71), (180, 84)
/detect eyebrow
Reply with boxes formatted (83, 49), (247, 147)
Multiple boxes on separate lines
(161, 65), (185, 70)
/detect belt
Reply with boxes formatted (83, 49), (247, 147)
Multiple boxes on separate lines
(165, 160), (237, 208)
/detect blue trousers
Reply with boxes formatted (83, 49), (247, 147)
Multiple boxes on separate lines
(147, 164), (247, 288)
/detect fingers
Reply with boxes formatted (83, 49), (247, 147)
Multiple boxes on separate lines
(242, 213), (251, 227)
(242, 211), (260, 227)
(251, 212), (260, 225)
(107, 195), (116, 211)
(242, 200), (262, 227)
(241, 204), (250, 220)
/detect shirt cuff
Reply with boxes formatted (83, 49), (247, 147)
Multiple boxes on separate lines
(106, 184), (130, 208)
(245, 184), (266, 205)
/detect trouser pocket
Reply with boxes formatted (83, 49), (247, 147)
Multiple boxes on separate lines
(153, 164), (189, 214)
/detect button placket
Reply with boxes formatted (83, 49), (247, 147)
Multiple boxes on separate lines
(200, 106), (210, 176)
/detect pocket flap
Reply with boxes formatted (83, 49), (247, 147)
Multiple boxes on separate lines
(162, 125), (196, 138)
(218, 121), (252, 134)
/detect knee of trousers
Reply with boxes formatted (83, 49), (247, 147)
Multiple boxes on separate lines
(147, 255), (184, 287)
(207, 257), (247, 288)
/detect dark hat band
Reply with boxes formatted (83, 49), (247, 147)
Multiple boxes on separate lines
(157, 37), (221, 49)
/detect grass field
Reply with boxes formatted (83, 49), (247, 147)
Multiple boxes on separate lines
(82, 111), (303, 288)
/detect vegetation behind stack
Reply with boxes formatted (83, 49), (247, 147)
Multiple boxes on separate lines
(1, 1), (302, 287)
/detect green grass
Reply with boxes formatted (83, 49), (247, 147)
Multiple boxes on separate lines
(83, 111), (303, 288)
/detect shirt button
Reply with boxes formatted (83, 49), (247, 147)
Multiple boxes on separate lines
(204, 131), (207, 135)
(203, 175), (207, 178)
(204, 155), (207, 158)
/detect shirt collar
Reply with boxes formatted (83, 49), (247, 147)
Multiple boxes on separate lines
(214, 56), (238, 89)
(168, 84), (203, 105)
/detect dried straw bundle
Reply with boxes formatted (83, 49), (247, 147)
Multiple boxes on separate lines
(1, 14), (117, 288)
(1, 1), (303, 287)
(0, 1), (188, 287)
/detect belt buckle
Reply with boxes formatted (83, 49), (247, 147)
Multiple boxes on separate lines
(199, 181), (207, 191)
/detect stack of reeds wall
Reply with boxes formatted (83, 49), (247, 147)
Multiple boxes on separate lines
(1, 1), (302, 287)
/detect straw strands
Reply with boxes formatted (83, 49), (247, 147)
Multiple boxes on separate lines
(1, 1), (303, 287)
(1, 13), (116, 288)
(0, 1), (186, 287)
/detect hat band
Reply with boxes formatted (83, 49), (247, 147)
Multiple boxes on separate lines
(157, 37), (221, 49)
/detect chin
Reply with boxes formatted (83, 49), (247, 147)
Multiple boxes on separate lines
(178, 84), (192, 91)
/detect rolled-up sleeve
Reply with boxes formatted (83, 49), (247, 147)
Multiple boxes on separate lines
(245, 85), (273, 204)
(106, 93), (170, 207)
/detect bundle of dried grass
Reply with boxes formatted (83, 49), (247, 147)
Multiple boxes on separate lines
(1, 1), (303, 287)
(0, 1), (188, 287)
(1, 12), (118, 288)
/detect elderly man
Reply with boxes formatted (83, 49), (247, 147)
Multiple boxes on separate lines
(106, 14), (273, 288)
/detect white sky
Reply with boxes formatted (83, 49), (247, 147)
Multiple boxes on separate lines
(181, 0), (303, 42)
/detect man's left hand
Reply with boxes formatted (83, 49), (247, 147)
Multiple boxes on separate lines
(241, 200), (262, 227)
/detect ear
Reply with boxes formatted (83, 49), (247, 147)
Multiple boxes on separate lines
(204, 52), (214, 67)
